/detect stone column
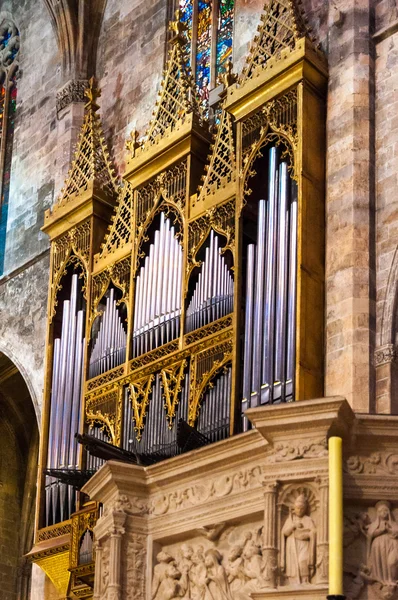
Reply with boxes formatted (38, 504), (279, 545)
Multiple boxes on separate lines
(93, 542), (103, 600)
(106, 513), (126, 600)
(375, 344), (398, 414)
(54, 80), (87, 196)
(325, 0), (375, 412)
(262, 481), (278, 588)
(317, 476), (329, 584)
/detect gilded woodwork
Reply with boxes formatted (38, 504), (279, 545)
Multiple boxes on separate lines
(35, 0), (328, 592)
(160, 359), (188, 427)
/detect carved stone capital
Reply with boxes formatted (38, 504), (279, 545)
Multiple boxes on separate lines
(374, 343), (397, 366)
(56, 79), (88, 114)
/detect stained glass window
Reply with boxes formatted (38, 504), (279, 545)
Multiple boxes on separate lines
(0, 19), (19, 275)
(179, 0), (234, 104)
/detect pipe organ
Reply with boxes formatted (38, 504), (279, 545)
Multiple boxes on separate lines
(89, 287), (127, 378)
(45, 272), (85, 526)
(186, 230), (234, 332)
(33, 9), (326, 596)
(132, 212), (183, 356)
(243, 147), (298, 410)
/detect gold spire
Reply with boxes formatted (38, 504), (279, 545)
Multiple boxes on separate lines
(128, 10), (203, 154)
(55, 77), (118, 208)
(197, 109), (236, 200)
(240, 0), (310, 83)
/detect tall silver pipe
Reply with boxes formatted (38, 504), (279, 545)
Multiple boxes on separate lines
(69, 310), (84, 467)
(243, 244), (255, 411)
(274, 161), (289, 402)
(286, 182), (298, 398)
(54, 299), (71, 468)
(48, 337), (60, 468)
(261, 147), (278, 404)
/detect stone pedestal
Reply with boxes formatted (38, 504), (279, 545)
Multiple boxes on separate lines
(82, 397), (398, 600)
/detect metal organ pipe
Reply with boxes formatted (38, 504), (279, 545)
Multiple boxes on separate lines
(89, 287), (127, 378)
(242, 146), (297, 419)
(186, 231), (234, 333)
(45, 273), (86, 526)
(132, 213), (183, 357)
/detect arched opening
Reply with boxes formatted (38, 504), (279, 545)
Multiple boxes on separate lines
(0, 352), (39, 600)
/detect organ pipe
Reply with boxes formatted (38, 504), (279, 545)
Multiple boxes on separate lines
(186, 230), (234, 333)
(45, 273), (85, 526)
(89, 287), (127, 378)
(242, 146), (297, 414)
(197, 366), (232, 442)
(133, 212), (183, 356)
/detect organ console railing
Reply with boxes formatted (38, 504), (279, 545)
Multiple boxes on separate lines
(30, 3), (327, 598)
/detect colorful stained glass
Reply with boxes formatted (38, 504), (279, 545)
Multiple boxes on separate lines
(180, 0), (193, 66)
(0, 74), (17, 274)
(196, 0), (212, 98)
(216, 0), (234, 79)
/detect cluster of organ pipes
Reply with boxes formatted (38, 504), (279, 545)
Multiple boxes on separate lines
(86, 425), (107, 471)
(186, 230), (234, 333)
(242, 146), (297, 417)
(79, 530), (94, 565)
(122, 366), (231, 459)
(89, 287), (127, 378)
(124, 373), (190, 459)
(196, 366), (232, 442)
(133, 212), (183, 356)
(45, 273), (85, 526)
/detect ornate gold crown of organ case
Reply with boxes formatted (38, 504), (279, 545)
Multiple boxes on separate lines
(29, 1), (327, 597)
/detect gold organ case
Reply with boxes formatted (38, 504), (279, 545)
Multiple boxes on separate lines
(29, 1), (327, 597)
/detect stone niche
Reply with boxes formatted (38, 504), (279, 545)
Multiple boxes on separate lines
(82, 398), (398, 600)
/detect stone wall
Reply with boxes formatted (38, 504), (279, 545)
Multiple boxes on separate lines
(0, 0), (59, 276)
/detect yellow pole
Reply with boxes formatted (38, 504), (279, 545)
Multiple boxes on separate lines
(328, 436), (344, 598)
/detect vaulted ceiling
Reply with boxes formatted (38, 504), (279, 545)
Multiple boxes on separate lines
(43, 0), (108, 80)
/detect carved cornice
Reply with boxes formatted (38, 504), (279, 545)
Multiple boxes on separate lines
(265, 438), (328, 463)
(56, 79), (88, 114)
(374, 343), (397, 366)
(345, 452), (398, 476)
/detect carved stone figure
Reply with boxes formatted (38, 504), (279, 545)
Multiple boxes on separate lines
(368, 501), (398, 583)
(226, 545), (248, 593)
(281, 494), (316, 584)
(178, 544), (194, 599)
(154, 563), (188, 600)
(152, 551), (176, 600)
(204, 548), (233, 600)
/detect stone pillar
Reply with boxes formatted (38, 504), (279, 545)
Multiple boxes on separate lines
(325, 0), (375, 412)
(317, 476), (329, 584)
(262, 481), (278, 588)
(54, 80), (87, 196)
(93, 542), (103, 600)
(105, 513), (126, 600)
(375, 344), (398, 414)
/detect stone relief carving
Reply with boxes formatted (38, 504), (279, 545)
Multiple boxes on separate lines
(149, 466), (263, 516)
(103, 493), (148, 517)
(374, 344), (397, 367)
(345, 454), (398, 476)
(123, 533), (146, 600)
(281, 493), (317, 584)
(153, 523), (271, 599)
(344, 502), (398, 600)
(56, 79), (89, 114)
(266, 438), (328, 463)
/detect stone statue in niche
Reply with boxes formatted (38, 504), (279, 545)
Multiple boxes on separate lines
(368, 501), (398, 584)
(281, 493), (316, 585)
